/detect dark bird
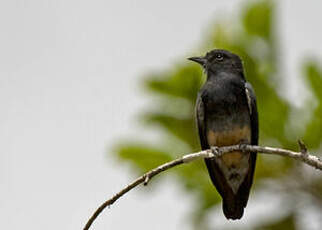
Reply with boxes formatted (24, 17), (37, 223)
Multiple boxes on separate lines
(188, 49), (258, 220)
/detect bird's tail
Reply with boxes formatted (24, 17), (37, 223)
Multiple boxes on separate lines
(222, 197), (244, 220)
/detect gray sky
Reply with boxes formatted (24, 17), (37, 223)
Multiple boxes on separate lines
(1, 1), (322, 229)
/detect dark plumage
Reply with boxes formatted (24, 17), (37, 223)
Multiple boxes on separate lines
(188, 49), (258, 219)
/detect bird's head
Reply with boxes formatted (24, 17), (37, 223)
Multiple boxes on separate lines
(188, 49), (244, 76)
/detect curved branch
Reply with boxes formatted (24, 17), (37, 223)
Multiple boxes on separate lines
(83, 143), (322, 230)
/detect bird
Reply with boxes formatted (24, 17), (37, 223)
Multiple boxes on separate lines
(188, 49), (258, 220)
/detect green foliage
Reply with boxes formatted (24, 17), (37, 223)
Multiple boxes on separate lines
(303, 61), (322, 148)
(113, 0), (322, 229)
(254, 214), (296, 230)
(117, 144), (173, 172)
(145, 65), (203, 101)
(242, 0), (273, 39)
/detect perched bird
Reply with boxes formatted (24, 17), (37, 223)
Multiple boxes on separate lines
(188, 49), (258, 220)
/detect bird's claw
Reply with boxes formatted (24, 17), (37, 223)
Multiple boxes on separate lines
(239, 143), (248, 153)
(211, 146), (220, 157)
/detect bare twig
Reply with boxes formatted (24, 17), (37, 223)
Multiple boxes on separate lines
(83, 144), (322, 230)
(298, 139), (308, 154)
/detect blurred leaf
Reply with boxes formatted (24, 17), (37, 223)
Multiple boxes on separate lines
(143, 113), (200, 150)
(117, 144), (173, 172)
(305, 61), (322, 99)
(144, 65), (203, 101)
(303, 61), (322, 148)
(243, 0), (273, 40)
(254, 214), (296, 230)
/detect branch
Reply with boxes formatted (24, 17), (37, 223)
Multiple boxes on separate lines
(83, 143), (322, 230)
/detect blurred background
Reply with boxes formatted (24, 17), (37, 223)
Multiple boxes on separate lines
(1, 0), (322, 229)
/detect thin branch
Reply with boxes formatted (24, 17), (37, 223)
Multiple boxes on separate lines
(83, 143), (322, 230)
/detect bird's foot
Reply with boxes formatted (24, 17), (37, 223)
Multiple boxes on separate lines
(239, 143), (248, 153)
(211, 146), (220, 157)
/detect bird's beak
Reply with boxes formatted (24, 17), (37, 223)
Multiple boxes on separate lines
(187, 56), (207, 66)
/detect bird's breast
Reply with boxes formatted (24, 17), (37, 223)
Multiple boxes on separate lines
(206, 124), (251, 193)
(207, 125), (251, 147)
(207, 125), (251, 167)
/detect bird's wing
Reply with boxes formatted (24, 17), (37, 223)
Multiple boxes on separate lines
(245, 82), (259, 145)
(236, 82), (259, 208)
(195, 94), (209, 150)
(195, 93), (229, 198)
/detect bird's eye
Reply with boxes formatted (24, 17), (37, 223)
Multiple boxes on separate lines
(215, 53), (224, 61)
